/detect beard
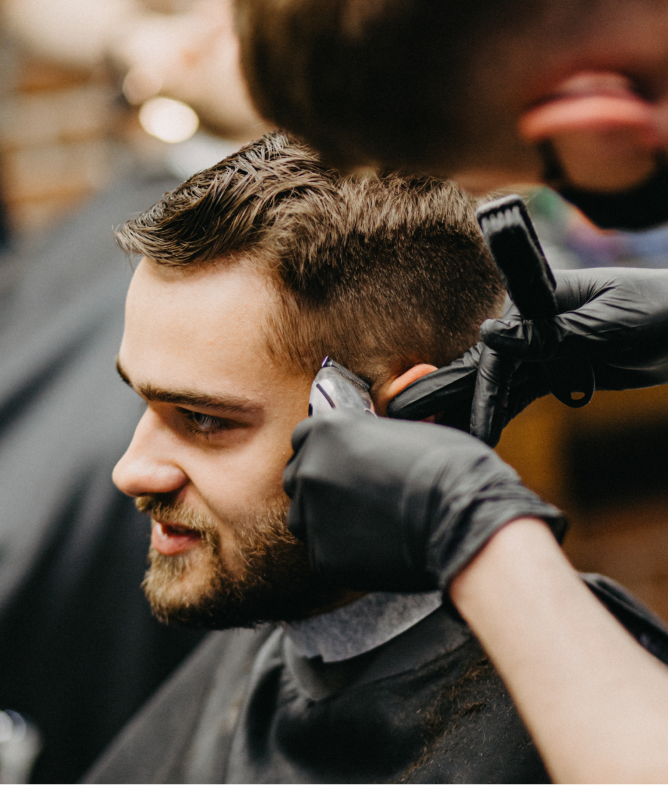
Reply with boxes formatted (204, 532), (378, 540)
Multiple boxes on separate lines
(136, 494), (342, 630)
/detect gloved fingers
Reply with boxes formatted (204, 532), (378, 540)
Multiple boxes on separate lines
(282, 459), (298, 500)
(470, 345), (520, 447)
(290, 417), (314, 452)
(284, 419), (320, 542)
(481, 314), (568, 362)
(551, 268), (668, 358)
(552, 268), (593, 312)
(505, 361), (552, 418)
(482, 269), (615, 362)
(481, 314), (598, 408)
(387, 344), (481, 423)
(280, 413), (565, 593)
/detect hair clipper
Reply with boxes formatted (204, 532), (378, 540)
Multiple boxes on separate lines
(309, 357), (376, 417)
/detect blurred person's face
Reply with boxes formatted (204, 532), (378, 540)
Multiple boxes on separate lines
(416, 2), (668, 198)
(3, 0), (269, 141)
(112, 257), (341, 628)
(2, 0), (140, 69)
(238, 0), (668, 207)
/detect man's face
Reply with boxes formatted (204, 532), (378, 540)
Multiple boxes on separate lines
(112, 258), (338, 628)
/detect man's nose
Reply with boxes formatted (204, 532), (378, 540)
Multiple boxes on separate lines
(112, 409), (187, 498)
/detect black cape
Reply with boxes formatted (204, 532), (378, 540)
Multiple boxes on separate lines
(86, 574), (668, 784)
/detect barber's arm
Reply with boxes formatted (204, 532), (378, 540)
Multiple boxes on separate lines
(389, 267), (668, 446)
(285, 416), (668, 783)
(452, 518), (668, 784)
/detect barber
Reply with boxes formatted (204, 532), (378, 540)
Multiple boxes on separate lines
(236, 1), (668, 779)
(281, 265), (668, 784)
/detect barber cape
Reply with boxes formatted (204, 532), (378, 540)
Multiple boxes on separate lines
(86, 574), (668, 784)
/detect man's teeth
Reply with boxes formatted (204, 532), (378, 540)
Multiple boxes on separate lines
(156, 522), (200, 537)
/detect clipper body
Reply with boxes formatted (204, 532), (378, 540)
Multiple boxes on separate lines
(309, 357), (376, 417)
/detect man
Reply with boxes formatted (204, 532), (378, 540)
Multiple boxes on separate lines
(83, 132), (668, 783)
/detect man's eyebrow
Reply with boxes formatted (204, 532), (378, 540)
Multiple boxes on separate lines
(115, 357), (262, 415)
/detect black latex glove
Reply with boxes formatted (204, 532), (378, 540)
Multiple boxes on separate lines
(388, 268), (668, 446)
(284, 414), (565, 593)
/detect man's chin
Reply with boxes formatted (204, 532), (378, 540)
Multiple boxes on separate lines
(141, 546), (219, 626)
(141, 541), (344, 630)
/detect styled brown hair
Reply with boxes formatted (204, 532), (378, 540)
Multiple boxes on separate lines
(116, 133), (503, 387)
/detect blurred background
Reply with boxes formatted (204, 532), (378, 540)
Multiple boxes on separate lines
(2, 0), (668, 781)
(0, 2), (269, 783)
(0, 0), (268, 243)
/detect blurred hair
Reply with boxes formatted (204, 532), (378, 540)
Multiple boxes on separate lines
(116, 132), (503, 385)
(234, 0), (527, 173)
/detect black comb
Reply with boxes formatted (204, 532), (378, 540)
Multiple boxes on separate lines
(476, 194), (594, 408)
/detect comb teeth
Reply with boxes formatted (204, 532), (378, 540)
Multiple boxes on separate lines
(477, 195), (551, 271)
(478, 204), (523, 242)
(475, 194), (558, 320)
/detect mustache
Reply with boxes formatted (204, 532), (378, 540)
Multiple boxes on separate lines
(135, 495), (217, 537)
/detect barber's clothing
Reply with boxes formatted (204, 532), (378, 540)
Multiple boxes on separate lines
(86, 574), (668, 784)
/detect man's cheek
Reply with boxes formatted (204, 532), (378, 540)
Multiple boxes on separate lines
(239, 440), (290, 494)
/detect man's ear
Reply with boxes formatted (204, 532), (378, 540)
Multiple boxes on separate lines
(374, 364), (438, 418)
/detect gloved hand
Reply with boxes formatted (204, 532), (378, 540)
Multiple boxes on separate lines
(388, 268), (668, 446)
(284, 414), (565, 593)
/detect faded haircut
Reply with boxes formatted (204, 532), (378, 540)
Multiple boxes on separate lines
(116, 133), (503, 387)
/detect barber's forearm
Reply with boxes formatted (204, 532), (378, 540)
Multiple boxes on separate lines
(450, 517), (668, 784)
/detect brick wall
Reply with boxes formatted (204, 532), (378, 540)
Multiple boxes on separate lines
(0, 33), (119, 238)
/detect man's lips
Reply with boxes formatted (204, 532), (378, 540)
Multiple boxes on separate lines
(520, 93), (661, 148)
(520, 72), (661, 145)
(518, 71), (664, 192)
(151, 519), (202, 556)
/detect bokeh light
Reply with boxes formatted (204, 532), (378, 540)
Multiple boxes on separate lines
(138, 96), (199, 143)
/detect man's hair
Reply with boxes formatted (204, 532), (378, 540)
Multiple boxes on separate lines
(116, 132), (503, 386)
(234, 0), (530, 173)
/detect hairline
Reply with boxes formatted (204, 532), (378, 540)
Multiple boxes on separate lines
(127, 251), (322, 386)
(115, 133), (504, 390)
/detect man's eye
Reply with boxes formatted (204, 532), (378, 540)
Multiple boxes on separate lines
(184, 410), (230, 435)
